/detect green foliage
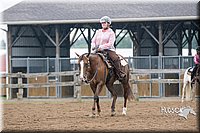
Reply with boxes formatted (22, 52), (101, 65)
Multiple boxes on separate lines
(71, 38), (88, 48)
(0, 40), (6, 49)
(71, 35), (132, 49)
(116, 35), (132, 48)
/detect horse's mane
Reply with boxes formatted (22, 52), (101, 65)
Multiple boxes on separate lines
(79, 53), (102, 60)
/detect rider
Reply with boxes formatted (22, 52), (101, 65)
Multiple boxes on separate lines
(91, 16), (126, 80)
(191, 46), (200, 83)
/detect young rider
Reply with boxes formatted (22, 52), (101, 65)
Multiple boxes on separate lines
(91, 16), (126, 80)
(191, 46), (200, 83)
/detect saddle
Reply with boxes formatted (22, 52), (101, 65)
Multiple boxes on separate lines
(96, 53), (112, 68)
(96, 52), (128, 69)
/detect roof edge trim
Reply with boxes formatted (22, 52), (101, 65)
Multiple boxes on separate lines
(1, 16), (198, 25)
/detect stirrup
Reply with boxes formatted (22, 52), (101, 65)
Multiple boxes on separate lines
(191, 77), (196, 83)
(118, 73), (126, 81)
(120, 73), (126, 78)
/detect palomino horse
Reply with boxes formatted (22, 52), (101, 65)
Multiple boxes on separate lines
(76, 52), (134, 116)
(182, 65), (200, 102)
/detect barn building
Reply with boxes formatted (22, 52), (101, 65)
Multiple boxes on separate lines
(1, 0), (199, 98)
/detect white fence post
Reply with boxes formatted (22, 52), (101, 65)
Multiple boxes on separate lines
(74, 72), (81, 101)
(131, 74), (139, 101)
(16, 72), (23, 100)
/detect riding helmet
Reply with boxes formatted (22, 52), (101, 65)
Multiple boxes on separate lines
(100, 16), (111, 24)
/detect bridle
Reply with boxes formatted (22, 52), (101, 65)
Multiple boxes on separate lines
(81, 55), (100, 83)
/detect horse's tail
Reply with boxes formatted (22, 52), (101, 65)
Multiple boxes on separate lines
(183, 67), (192, 82)
(127, 87), (135, 101)
(123, 59), (136, 101)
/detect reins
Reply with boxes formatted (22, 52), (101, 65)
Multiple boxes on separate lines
(84, 55), (100, 83)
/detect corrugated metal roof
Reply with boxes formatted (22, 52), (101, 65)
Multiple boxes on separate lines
(1, 0), (198, 25)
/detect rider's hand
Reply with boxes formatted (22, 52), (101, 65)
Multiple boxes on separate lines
(97, 48), (102, 51)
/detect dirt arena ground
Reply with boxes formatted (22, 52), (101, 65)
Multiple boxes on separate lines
(1, 98), (199, 132)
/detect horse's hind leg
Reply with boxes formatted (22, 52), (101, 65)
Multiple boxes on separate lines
(182, 83), (187, 102)
(191, 82), (196, 101)
(121, 82), (132, 115)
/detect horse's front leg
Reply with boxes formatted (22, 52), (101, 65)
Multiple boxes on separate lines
(90, 83), (97, 117)
(92, 99), (96, 116)
(106, 78), (117, 116)
(111, 94), (117, 116)
(94, 81), (104, 116)
(94, 95), (100, 116)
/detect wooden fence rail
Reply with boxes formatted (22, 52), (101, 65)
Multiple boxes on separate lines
(0, 69), (186, 100)
(0, 71), (81, 100)
(0, 71), (79, 78)
(130, 69), (185, 74)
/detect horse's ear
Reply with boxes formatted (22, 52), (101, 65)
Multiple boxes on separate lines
(75, 52), (80, 57)
(83, 55), (89, 61)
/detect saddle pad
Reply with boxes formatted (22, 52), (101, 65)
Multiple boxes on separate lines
(118, 54), (128, 66)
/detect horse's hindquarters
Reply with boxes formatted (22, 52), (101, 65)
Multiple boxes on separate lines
(195, 79), (200, 98)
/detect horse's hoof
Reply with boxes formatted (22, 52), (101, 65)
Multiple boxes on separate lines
(122, 107), (127, 116)
(111, 112), (116, 116)
(122, 112), (127, 116)
(89, 114), (96, 118)
(181, 99), (184, 103)
(96, 113), (100, 117)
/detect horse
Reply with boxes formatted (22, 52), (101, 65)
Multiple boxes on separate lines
(178, 106), (196, 119)
(75, 52), (134, 117)
(181, 65), (200, 102)
(181, 67), (193, 102)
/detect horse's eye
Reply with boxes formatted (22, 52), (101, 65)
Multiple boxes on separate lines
(85, 63), (90, 68)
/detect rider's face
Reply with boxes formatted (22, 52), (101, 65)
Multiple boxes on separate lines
(101, 22), (109, 29)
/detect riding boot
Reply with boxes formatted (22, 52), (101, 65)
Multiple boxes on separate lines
(105, 49), (126, 80)
(113, 59), (126, 80)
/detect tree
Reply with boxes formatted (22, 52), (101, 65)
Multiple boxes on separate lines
(116, 35), (132, 48)
(0, 40), (6, 49)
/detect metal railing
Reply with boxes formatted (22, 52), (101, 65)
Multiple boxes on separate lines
(3, 55), (195, 98)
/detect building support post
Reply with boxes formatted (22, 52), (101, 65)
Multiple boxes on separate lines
(188, 29), (192, 55)
(177, 29), (183, 55)
(88, 28), (91, 53)
(158, 22), (163, 97)
(6, 26), (12, 100)
(159, 22), (163, 56)
(55, 25), (61, 98)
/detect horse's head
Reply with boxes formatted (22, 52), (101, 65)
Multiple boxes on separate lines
(75, 53), (91, 82)
(181, 106), (196, 115)
(187, 106), (196, 115)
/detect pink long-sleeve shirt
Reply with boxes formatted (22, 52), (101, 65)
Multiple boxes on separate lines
(91, 28), (116, 51)
(194, 54), (200, 64)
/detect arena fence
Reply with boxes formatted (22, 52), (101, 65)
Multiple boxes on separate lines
(1, 69), (185, 100)
(0, 55), (195, 99)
